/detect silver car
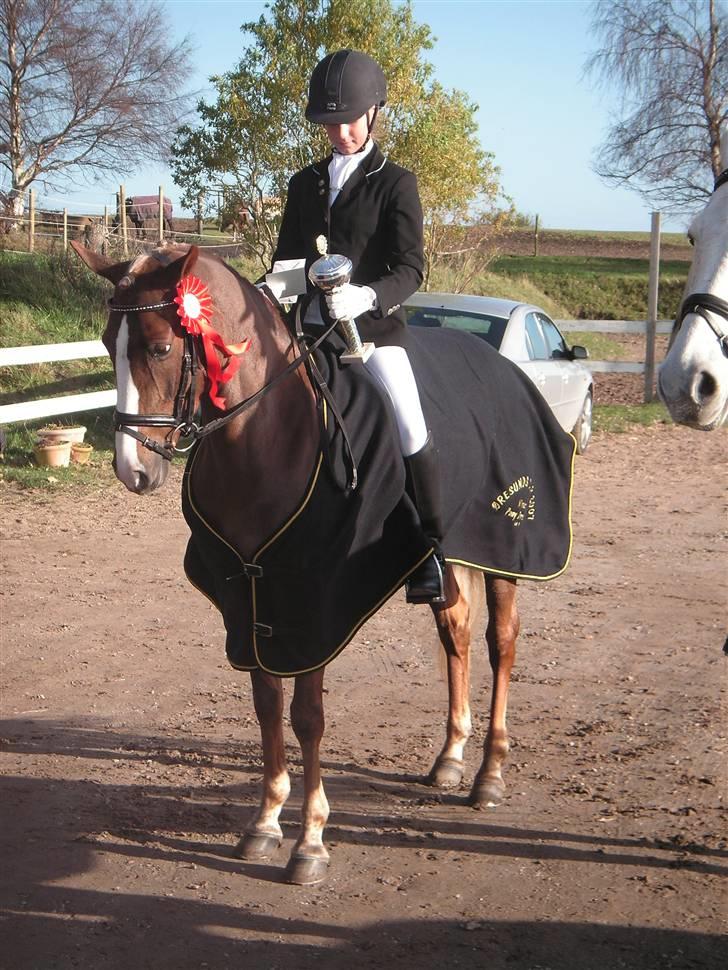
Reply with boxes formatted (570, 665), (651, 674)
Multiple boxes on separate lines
(405, 292), (594, 453)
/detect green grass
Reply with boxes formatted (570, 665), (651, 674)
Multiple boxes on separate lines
(593, 402), (671, 433)
(1, 407), (116, 489)
(490, 254), (688, 321)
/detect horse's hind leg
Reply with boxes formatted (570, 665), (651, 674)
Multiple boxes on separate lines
(285, 668), (330, 885)
(428, 566), (481, 789)
(470, 576), (519, 808)
(234, 669), (290, 860)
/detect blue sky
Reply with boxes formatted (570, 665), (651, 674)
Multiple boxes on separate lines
(45, 0), (689, 232)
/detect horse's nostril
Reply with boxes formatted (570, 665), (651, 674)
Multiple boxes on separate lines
(135, 470), (150, 492)
(696, 370), (717, 402)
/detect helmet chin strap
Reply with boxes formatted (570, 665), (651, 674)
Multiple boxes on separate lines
(366, 105), (379, 137)
(331, 107), (379, 155)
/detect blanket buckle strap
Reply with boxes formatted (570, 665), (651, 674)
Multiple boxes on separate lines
(225, 562), (264, 580)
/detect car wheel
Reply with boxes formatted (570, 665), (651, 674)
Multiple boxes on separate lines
(572, 390), (592, 454)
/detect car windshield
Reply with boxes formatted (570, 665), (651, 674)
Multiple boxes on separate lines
(405, 305), (508, 349)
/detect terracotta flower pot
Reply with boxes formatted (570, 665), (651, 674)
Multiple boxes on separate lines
(34, 439), (72, 467)
(71, 442), (94, 465)
(37, 425), (86, 445)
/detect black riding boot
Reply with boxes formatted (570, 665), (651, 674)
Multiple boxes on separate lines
(404, 432), (446, 605)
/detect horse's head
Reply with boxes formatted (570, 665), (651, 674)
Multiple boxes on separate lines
(72, 242), (208, 494)
(659, 133), (728, 430)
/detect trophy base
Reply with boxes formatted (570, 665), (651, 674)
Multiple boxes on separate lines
(340, 342), (375, 364)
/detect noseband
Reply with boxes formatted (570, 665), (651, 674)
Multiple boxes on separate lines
(670, 169), (728, 357)
(108, 297), (201, 459)
(107, 295), (340, 462)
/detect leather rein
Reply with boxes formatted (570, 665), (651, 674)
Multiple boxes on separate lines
(107, 296), (339, 462)
(670, 168), (728, 357)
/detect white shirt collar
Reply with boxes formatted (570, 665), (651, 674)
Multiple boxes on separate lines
(328, 139), (374, 195)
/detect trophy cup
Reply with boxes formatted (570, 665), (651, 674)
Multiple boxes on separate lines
(308, 252), (374, 364)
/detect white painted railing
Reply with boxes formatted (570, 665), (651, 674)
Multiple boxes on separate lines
(0, 321), (674, 424)
(0, 340), (115, 424)
(556, 320), (672, 374)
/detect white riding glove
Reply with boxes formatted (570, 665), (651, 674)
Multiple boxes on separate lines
(325, 283), (377, 321)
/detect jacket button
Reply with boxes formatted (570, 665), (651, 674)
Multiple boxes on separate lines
(318, 179), (325, 186)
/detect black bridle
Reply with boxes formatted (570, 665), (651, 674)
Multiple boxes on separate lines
(108, 297), (339, 462)
(670, 168), (728, 357)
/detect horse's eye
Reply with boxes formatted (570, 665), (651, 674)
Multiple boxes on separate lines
(148, 342), (172, 360)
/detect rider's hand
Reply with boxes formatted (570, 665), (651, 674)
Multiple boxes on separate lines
(326, 283), (377, 321)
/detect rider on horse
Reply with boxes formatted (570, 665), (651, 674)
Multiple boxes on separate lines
(270, 48), (446, 605)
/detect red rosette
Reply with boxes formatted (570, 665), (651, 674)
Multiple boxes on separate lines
(174, 275), (250, 410)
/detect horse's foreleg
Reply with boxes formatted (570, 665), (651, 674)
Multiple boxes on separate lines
(428, 567), (478, 789)
(470, 576), (519, 808)
(234, 669), (290, 860)
(285, 668), (329, 885)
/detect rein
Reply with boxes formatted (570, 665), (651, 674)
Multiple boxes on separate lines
(669, 168), (728, 356)
(108, 295), (341, 461)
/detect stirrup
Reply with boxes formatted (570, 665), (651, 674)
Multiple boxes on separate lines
(406, 552), (446, 605)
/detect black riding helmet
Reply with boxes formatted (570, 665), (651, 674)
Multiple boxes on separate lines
(306, 49), (387, 125)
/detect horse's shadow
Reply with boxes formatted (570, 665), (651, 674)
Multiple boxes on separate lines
(3, 718), (726, 892)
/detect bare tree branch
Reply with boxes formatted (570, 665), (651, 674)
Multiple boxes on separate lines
(585, 0), (727, 212)
(0, 0), (194, 215)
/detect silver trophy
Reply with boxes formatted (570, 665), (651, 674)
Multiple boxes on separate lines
(308, 253), (374, 363)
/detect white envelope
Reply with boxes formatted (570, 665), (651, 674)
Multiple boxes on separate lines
(266, 259), (307, 304)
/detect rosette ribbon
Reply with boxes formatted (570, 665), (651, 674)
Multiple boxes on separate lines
(174, 275), (250, 410)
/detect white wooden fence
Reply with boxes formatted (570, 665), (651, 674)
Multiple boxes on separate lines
(0, 320), (673, 424)
(0, 341), (115, 424)
(556, 319), (673, 374)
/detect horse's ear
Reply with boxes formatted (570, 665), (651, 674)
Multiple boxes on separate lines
(70, 241), (129, 285)
(181, 244), (199, 278)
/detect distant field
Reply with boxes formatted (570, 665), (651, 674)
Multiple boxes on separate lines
(533, 227), (690, 247)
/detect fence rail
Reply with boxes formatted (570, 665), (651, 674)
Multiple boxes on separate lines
(0, 320), (672, 425)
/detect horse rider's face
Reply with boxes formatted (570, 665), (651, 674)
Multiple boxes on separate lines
(324, 108), (374, 155)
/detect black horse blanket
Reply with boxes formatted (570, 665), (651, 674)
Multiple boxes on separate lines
(182, 327), (576, 676)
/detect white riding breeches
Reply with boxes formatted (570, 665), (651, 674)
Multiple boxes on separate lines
(364, 346), (428, 457)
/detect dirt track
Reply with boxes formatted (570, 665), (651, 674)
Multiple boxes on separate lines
(1, 423), (726, 970)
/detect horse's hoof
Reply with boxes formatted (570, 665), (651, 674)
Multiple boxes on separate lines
(428, 755), (465, 789)
(469, 776), (505, 809)
(233, 831), (282, 861)
(284, 854), (329, 886)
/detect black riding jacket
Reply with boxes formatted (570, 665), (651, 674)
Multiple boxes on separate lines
(272, 142), (424, 348)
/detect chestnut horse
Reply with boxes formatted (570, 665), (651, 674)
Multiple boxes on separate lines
(73, 241), (519, 885)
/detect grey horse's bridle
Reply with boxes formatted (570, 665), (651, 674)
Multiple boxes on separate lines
(670, 169), (728, 357)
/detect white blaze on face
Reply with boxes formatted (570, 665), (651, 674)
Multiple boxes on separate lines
(114, 315), (147, 489)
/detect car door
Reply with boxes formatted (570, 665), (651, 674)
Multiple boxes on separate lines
(538, 313), (586, 431)
(523, 312), (566, 425)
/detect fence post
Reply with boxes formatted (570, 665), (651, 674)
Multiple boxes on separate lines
(28, 188), (35, 253)
(534, 214), (539, 257)
(63, 208), (68, 251)
(644, 211), (661, 403)
(103, 205), (109, 255)
(119, 184), (128, 255)
(158, 185), (164, 244)
(197, 191), (204, 238)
